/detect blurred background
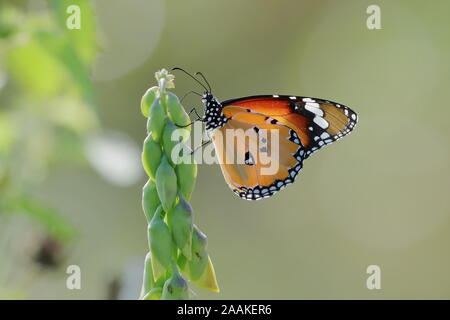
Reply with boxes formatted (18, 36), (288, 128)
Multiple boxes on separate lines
(0, 0), (450, 299)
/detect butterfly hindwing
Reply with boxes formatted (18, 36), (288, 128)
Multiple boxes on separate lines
(210, 106), (304, 200)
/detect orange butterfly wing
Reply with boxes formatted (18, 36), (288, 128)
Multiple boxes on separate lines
(210, 106), (303, 200)
(222, 95), (357, 158)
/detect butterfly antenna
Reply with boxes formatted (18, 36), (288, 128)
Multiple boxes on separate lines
(172, 67), (209, 92)
(195, 72), (212, 93)
(180, 90), (202, 103)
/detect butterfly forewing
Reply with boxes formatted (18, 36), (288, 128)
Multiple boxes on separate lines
(221, 95), (358, 158)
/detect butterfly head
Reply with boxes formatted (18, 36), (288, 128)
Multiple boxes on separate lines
(171, 68), (228, 130)
(201, 92), (217, 106)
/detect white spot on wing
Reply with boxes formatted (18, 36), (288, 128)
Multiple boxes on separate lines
(304, 103), (324, 116)
(313, 116), (329, 129)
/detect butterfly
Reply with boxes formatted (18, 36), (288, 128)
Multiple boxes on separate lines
(173, 68), (358, 201)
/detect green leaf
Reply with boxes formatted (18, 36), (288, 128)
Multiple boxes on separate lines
(7, 40), (66, 98)
(49, 0), (97, 64)
(6, 196), (77, 243)
(34, 31), (96, 109)
(0, 6), (21, 39)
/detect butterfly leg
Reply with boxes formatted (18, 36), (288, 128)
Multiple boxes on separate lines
(180, 90), (202, 103)
(175, 108), (204, 128)
(190, 139), (211, 155)
(188, 107), (203, 121)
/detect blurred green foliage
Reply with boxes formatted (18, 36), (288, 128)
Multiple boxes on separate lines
(0, 0), (97, 296)
(0, 0), (97, 239)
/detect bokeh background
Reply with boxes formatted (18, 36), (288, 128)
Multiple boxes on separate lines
(1, 0), (450, 299)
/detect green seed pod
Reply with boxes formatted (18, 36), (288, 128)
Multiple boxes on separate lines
(141, 86), (158, 118)
(192, 255), (220, 293)
(141, 254), (166, 298)
(161, 272), (189, 300)
(142, 287), (162, 300)
(168, 195), (193, 259)
(181, 226), (220, 292)
(185, 225), (208, 280)
(142, 180), (160, 222)
(177, 252), (187, 270)
(142, 134), (162, 181)
(142, 252), (155, 293)
(148, 97), (166, 141)
(162, 121), (182, 165)
(175, 159), (197, 201)
(165, 91), (191, 128)
(149, 206), (174, 280)
(156, 156), (178, 212)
